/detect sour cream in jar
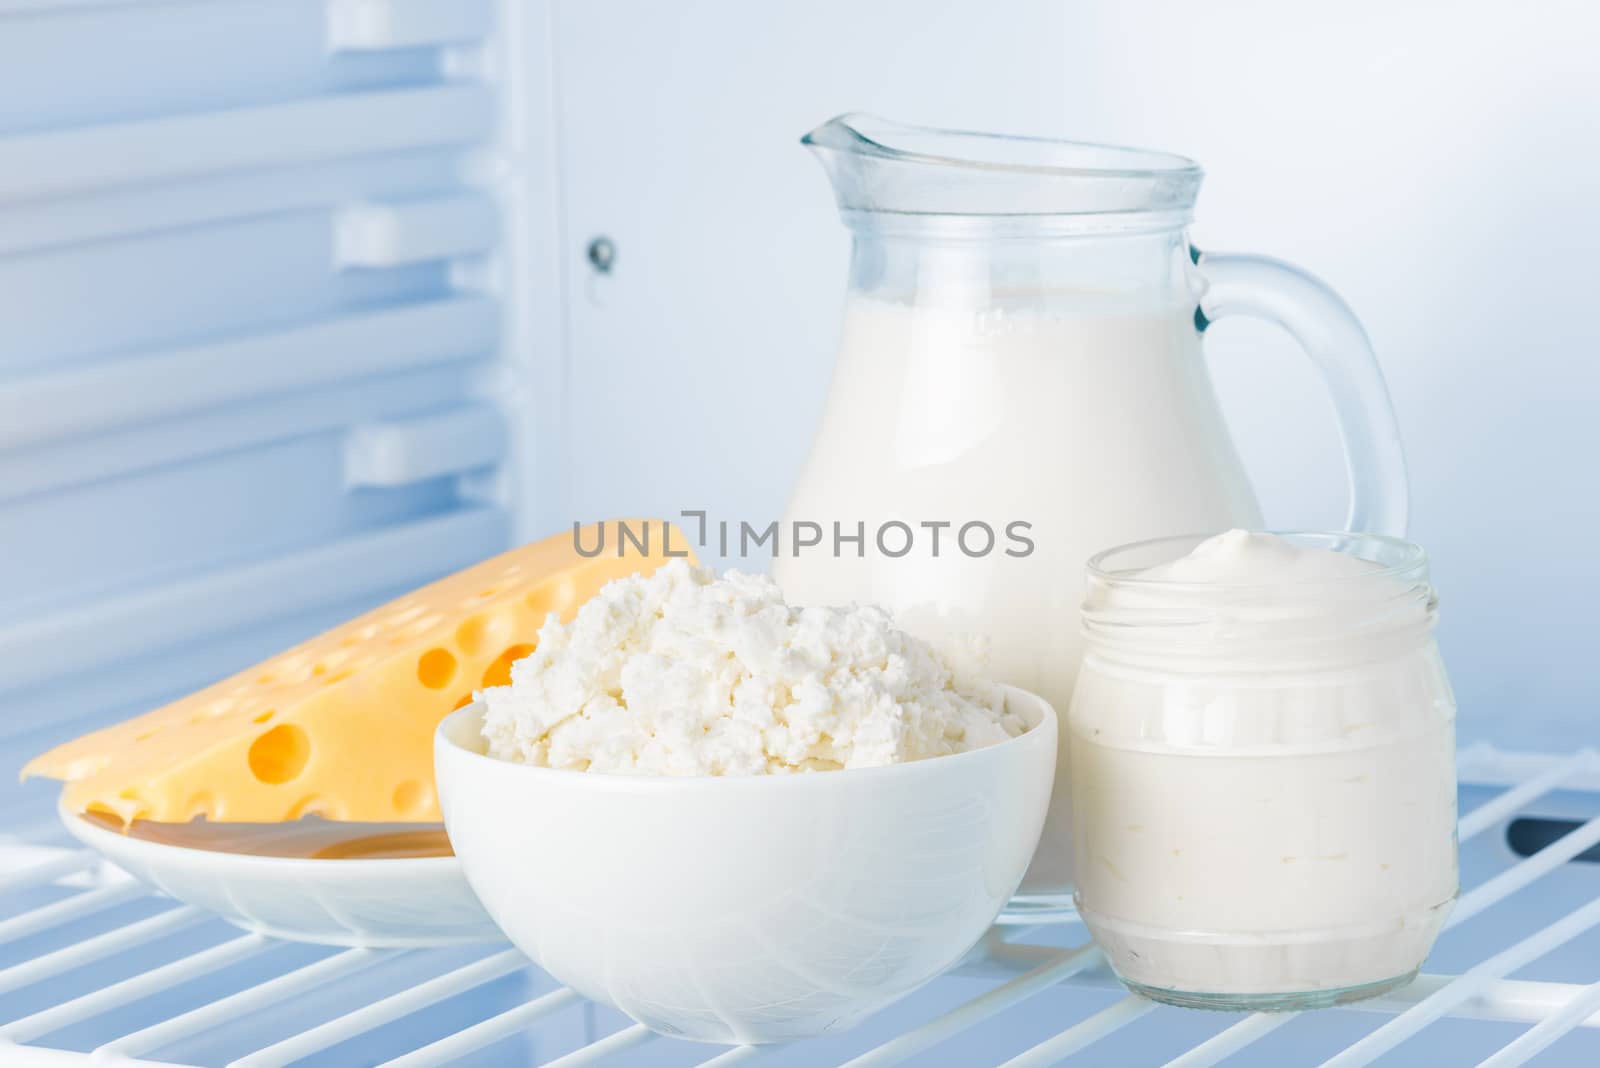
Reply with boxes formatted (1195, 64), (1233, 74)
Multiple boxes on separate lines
(1069, 530), (1458, 1011)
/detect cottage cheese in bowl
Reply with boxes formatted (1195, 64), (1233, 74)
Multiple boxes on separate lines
(438, 560), (1056, 1043)
(479, 559), (1025, 775)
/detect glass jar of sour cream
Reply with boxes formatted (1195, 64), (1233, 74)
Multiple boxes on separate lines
(1069, 530), (1458, 1011)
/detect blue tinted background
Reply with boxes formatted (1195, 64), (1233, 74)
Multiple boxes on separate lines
(542, 0), (1600, 755)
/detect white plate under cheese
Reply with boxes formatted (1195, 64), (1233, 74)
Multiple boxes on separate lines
(60, 799), (502, 947)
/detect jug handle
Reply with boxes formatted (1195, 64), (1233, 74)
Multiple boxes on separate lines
(1194, 250), (1409, 537)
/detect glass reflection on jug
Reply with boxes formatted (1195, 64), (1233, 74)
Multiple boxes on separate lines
(771, 115), (1408, 918)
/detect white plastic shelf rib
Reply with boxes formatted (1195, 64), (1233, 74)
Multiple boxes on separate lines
(1, 747), (1597, 1068)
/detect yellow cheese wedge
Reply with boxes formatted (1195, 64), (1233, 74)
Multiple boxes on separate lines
(24, 520), (692, 824)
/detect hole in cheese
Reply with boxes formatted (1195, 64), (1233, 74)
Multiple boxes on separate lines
(482, 644), (535, 688)
(249, 724), (311, 785)
(540, 573), (580, 612)
(288, 794), (340, 820)
(451, 692), (474, 711)
(187, 791), (216, 820)
(458, 613), (512, 660)
(455, 616), (487, 655)
(189, 700), (231, 725)
(392, 779), (431, 815)
(253, 711), (275, 724)
(417, 648), (457, 689)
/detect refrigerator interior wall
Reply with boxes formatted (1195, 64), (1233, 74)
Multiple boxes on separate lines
(0, 0), (517, 809)
(546, 0), (1600, 754)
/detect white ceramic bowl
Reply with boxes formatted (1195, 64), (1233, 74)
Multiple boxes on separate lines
(435, 686), (1056, 1044)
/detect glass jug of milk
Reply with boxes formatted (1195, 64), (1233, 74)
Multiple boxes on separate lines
(771, 114), (1408, 917)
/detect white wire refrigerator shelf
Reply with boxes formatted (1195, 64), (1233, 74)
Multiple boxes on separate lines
(2, 746), (1597, 1068)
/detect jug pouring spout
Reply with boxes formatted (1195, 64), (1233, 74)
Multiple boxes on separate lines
(801, 112), (1203, 223)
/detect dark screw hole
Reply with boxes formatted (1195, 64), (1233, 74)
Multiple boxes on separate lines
(587, 236), (616, 274)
